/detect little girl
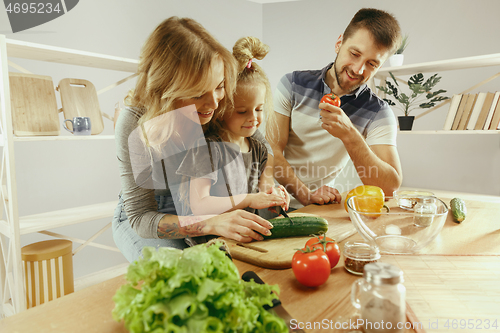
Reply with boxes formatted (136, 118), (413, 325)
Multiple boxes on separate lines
(178, 36), (288, 217)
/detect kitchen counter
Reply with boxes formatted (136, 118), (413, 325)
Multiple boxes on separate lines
(1, 190), (499, 333)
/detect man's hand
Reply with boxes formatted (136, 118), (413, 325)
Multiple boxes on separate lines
(319, 102), (355, 142)
(308, 185), (341, 206)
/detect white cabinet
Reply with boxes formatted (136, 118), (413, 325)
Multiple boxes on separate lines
(0, 35), (138, 316)
(373, 53), (500, 134)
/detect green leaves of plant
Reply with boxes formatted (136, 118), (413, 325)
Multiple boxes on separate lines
(423, 73), (441, 90)
(420, 94), (449, 109)
(376, 72), (449, 116)
(426, 89), (446, 99)
(387, 81), (399, 98)
(389, 72), (399, 86)
(398, 93), (410, 105)
(408, 73), (426, 98)
(396, 34), (410, 54)
(383, 98), (396, 106)
(409, 73), (424, 86)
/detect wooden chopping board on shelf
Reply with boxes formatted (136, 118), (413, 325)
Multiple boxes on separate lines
(57, 78), (104, 135)
(9, 73), (60, 136)
(219, 204), (357, 269)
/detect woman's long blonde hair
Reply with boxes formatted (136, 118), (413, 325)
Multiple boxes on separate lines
(205, 36), (277, 142)
(125, 16), (237, 147)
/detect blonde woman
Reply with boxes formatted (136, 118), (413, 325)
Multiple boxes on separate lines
(112, 17), (282, 262)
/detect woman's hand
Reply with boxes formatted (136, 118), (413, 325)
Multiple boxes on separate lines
(206, 210), (273, 242)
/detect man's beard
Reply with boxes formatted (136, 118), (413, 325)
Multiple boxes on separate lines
(333, 60), (364, 93)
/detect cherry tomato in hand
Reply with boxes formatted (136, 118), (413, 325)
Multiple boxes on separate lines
(292, 247), (330, 287)
(305, 234), (341, 269)
(320, 93), (341, 107)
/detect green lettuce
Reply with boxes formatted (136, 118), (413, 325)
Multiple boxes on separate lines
(112, 242), (288, 333)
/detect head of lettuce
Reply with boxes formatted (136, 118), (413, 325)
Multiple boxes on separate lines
(112, 241), (288, 333)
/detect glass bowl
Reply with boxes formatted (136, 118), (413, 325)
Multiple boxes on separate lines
(393, 189), (435, 210)
(346, 195), (448, 254)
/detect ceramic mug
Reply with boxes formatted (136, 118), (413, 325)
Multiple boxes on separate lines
(63, 117), (91, 135)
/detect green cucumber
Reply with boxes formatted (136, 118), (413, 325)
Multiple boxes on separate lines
(264, 216), (328, 239)
(450, 198), (466, 223)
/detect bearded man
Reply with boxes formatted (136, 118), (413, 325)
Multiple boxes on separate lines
(271, 8), (403, 209)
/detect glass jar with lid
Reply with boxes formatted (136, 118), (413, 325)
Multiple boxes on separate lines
(413, 196), (437, 227)
(351, 262), (406, 333)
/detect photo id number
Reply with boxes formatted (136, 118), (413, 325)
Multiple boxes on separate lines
(444, 319), (498, 330)
(6, 2), (62, 14)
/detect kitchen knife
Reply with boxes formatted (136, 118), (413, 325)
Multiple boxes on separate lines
(277, 205), (290, 219)
(241, 271), (304, 333)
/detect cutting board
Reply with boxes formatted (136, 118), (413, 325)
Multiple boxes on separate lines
(9, 73), (60, 136)
(220, 204), (357, 269)
(57, 78), (104, 135)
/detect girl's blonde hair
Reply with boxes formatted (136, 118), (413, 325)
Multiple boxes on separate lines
(206, 36), (277, 142)
(125, 16), (237, 147)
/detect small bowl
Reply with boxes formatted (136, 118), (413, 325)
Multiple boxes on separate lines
(347, 195), (448, 254)
(343, 241), (380, 275)
(393, 189), (435, 210)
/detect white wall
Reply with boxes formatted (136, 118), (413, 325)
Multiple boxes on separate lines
(0, 0), (263, 279)
(262, 0), (500, 196)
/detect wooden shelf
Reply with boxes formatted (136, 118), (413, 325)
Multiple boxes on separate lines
(0, 35), (132, 315)
(375, 53), (500, 131)
(375, 53), (500, 79)
(18, 201), (118, 235)
(5, 38), (138, 72)
(376, 53), (500, 77)
(398, 130), (500, 134)
(0, 135), (115, 146)
(13, 134), (115, 142)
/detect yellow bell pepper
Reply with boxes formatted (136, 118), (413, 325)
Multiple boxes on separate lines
(344, 185), (386, 214)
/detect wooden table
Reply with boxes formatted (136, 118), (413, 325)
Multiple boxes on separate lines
(1, 190), (499, 333)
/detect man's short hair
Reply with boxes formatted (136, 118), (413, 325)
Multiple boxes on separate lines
(343, 8), (402, 54)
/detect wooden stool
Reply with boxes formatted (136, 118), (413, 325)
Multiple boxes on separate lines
(21, 239), (74, 308)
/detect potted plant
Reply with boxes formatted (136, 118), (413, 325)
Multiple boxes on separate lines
(376, 72), (449, 130)
(389, 34), (409, 66)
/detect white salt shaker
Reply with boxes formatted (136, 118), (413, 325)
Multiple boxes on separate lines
(351, 262), (406, 333)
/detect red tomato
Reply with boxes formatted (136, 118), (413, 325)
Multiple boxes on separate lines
(291, 247), (330, 287)
(305, 235), (341, 269)
(320, 93), (341, 107)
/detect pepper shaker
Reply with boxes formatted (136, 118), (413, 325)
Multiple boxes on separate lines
(351, 262), (406, 333)
(414, 196), (437, 227)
